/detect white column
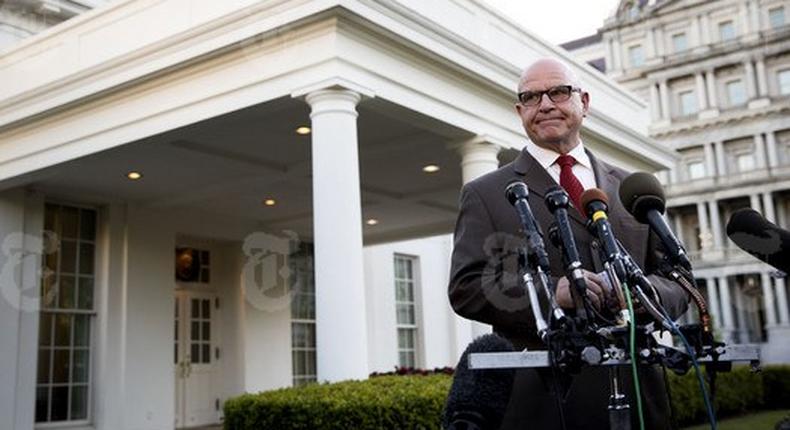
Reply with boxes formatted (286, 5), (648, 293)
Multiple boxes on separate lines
(672, 212), (684, 238)
(755, 58), (768, 97)
(706, 277), (721, 329)
(700, 13), (711, 45)
(714, 141), (727, 175)
(734, 283), (749, 341)
(740, 2), (751, 34)
(649, 83), (661, 121)
(659, 79), (670, 120)
(754, 133), (767, 169)
(762, 271), (778, 327)
(744, 60), (757, 99)
(691, 15), (702, 46)
(749, 0), (760, 32)
(697, 202), (711, 250)
(460, 139), (501, 184)
(708, 200), (723, 249)
(604, 37), (614, 72)
(762, 192), (776, 223)
(766, 130), (779, 168)
(703, 142), (715, 177)
(654, 26), (665, 57)
(459, 139), (500, 338)
(705, 69), (718, 108)
(305, 88), (369, 381)
(775, 277), (790, 326)
(646, 28), (656, 59)
(696, 73), (709, 110)
(750, 194), (762, 212)
(718, 276), (736, 342)
(612, 37), (622, 71)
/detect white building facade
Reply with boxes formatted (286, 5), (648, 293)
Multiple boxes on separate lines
(0, 1), (671, 429)
(563, 0), (790, 363)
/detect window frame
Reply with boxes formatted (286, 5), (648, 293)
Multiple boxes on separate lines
(671, 32), (688, 53)
(393, 254), (421, 369)
(35, 203), (98, 428)
(628, 44), (644, 67)
(725, 79), (747, 106)
(718, 20), (736, 42)
(769, 6), (785, 30)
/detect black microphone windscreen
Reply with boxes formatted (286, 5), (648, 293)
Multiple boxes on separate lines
(619, 172), (666, 223)
(442, 334), (515, 430)
(726, 208), (790, 273)
(505, 180), (528, 205)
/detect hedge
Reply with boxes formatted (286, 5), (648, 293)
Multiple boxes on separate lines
(223, 374), (451, 429)
(223, 365), (790, 429)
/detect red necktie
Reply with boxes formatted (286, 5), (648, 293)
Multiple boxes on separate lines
(556, 154), (585, 212)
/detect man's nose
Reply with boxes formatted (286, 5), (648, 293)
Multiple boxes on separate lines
(537, 93), (555, 111)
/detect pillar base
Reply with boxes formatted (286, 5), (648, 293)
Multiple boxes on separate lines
(699, 108), (719, 119)
(748, 98), (770, 109)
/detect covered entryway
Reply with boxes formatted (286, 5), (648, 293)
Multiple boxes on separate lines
(0, 1), (673, 429)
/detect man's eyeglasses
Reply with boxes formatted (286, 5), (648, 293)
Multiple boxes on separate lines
(517, 85), (582, 107)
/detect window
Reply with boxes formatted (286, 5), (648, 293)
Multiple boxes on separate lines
(679, 90), (697, 116)
(726, 80), (747, 106)
(37, 204), (97, 424)
(687, 161), (706, 179)
(175, 248), (210, 283)
(672, 33), (688, 53)
(394, 255), (418, 368)
(718, 20), (736, 41)
(628, 45), (644, 67)
(736, 153), (755, 172)
(769, 7), (785, 29)
(291, 244), (316, 386)
(779, 69), (790, 95)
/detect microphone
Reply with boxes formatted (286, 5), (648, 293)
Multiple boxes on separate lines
(505, 180), (550, 273)
(619, 172), (692, 271)
(442, 334), (516, 430)
(580, 188), (626, 281)
(545, 186), (590, 322)
(726, 208), (790, 274)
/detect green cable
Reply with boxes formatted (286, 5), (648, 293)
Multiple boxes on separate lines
(622, 281), (646, 430)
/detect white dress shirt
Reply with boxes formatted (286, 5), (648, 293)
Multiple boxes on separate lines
(524, 140), (597, 190)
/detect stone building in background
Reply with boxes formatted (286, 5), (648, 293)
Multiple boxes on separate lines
(563, 0), (790, 362)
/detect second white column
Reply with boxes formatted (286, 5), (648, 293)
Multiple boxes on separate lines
(306, 88), (369, 382)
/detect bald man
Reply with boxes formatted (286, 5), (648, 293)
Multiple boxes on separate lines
(448, 58), (688, 429)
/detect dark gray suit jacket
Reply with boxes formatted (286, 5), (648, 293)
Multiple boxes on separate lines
(448, 148), (688, 429)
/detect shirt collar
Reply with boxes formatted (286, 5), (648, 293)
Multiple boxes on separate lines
(525, 139), (592, 169)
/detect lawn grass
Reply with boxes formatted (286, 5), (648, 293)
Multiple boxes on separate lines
(682, 409), (790, 430)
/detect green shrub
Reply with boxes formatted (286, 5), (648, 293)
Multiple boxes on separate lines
(223, 374), (451, 430)
(224, 365), (790, 429)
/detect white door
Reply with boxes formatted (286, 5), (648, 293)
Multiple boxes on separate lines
(174, 291), (219, 428)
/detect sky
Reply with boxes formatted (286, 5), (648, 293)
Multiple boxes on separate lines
(481, 0), (621, 45)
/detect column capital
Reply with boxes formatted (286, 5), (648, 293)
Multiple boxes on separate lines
(457, 136), (502, 157)
(458, 136), (502, 184)
(292, 77), (375, 101)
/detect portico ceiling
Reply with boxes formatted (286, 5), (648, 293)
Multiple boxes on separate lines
(25, 95), (511, 244)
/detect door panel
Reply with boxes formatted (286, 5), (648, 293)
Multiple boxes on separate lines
(174, 292), (219, 428)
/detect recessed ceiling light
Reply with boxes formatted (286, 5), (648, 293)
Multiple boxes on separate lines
(127, 171), (143, 180)
(366, 218), (379, 226)
(422, 164), (440, 173)
(295, 126), (311, 135)
(263, 199), (276, 206)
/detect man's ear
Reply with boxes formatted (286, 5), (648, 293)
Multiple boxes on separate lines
(581, 92), (590, 116)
